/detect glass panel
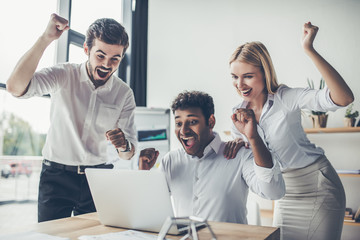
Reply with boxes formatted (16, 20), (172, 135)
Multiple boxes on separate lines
(69, 44), (88, 63)
(70, 0), (123, 35)
(0, 89), (50, 204)
(0, 0), (57, 84)
(0, 89), (49, 229)
(0, 1), (55, 230)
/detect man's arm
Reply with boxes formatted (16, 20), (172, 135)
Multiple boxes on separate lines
(6, 13), (69, 97)
(118, 141), (136, 160)
(106, 128), (136, 160)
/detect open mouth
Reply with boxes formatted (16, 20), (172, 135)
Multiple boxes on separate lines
(181, 136), (196, 149)
(96, 68), (110, 79)
(241, 88), (252, 96)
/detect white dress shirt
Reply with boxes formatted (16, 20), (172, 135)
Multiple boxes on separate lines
(159, 132), (284, 224)
(19, 62), (137, 166)
(231, 85), (342, 171)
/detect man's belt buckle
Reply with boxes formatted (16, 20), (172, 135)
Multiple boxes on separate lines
(43, 159), (51, 166)
(77, 166), (85, 174)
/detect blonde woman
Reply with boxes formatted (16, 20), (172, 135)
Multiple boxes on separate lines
(226, 22), (353, 239)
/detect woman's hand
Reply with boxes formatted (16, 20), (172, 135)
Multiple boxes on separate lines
(301, 21), (319, 53)
(224, 138), (248, 159)
(231, 108), (258, 140)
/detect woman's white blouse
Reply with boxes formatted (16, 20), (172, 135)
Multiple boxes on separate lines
(231, 85), (343, 171)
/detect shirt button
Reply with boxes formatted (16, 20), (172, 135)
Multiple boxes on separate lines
(194, 196), (198, 200)
(195, 176), (199, 181)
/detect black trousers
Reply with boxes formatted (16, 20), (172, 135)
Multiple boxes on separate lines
(38, 160), (113, 222)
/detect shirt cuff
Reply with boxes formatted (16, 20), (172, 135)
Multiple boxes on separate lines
(253, 158), (281, 183)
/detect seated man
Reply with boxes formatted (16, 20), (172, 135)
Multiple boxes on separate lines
(139, 90), (285, 224)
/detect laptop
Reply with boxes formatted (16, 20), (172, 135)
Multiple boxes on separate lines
(85, 168), (202, 235)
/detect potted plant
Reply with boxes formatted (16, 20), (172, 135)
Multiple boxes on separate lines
(307, 78), (328, 128)
(344, 103), (359, 127)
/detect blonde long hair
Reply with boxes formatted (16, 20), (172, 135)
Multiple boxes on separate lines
(229, 41), (280, 94)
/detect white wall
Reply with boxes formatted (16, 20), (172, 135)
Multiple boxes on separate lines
(147, 0), (360, 238)
(147, 0), (360, 145)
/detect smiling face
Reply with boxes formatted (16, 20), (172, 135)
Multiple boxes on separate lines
(174, 107), (215, 158)
(230, 61), (267, 102)
(84, 39), (124, 88)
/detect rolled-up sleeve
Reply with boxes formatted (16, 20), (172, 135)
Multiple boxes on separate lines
(302, 87), (342, 112)
(279, 86), (343, 113)
(253, 155), (282, 183)
(242, 152), (285, 200)
(17, 65), (66, 99)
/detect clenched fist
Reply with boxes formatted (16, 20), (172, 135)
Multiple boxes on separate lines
(231, 108), (258, 140)
(139, 148), (159, 170)
(106, 128), (128, 151)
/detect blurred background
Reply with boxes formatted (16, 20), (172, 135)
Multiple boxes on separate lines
(0, 0), (359, 239)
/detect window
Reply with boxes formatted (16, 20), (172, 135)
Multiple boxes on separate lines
(0, 1), (149, 233)
(0, 0), (125, 212)
(70, 0), (123, 35)
(0, 1), (56, 205)
(0, 0), (57, 85)
(0, 0), (125, 197)
(0, 0), (130, 230)
(68, 44), (87, 63)
(66, 0), (124, 69)
(0, 90), (50, 202)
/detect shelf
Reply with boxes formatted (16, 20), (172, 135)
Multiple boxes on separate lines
(304, 127), (360, 134)
(225, 127), (360, 135)
(338, 173), (360, 177)
(260, 209), (273, 219)
(344, 220), (360, 226)
(223, 131), (231, 136)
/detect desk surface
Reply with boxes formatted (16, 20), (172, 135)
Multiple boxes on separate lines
(13, 213), (279, 240)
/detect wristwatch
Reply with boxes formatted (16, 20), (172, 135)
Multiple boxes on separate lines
(120, 140), (132, 153)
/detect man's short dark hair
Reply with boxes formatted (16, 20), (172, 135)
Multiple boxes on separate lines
(86, 18), (129, 55)
(171, 91), (215, 125)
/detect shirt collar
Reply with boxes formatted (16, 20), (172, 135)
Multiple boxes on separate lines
(80, 62), (114, 91)
(236, 93), (274, 113)
(262, 93), (274, 115)
(80, 62), (89, 83)
(188, 132), (222, 159)
(205, 132), (222, 155)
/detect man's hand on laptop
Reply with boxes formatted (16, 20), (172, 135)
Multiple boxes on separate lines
(139, 148), (159, 170)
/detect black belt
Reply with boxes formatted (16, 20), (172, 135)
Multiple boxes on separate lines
(43, 159), (113, 174)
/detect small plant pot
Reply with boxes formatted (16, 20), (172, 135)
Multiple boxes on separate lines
(310, 114), (328, 128)
(344, 117), (356, 127)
